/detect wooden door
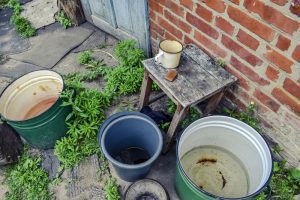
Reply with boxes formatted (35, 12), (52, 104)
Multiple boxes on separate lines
(81, 0), (151, 56)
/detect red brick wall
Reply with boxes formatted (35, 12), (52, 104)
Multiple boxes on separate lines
(149, 0), (300, 167)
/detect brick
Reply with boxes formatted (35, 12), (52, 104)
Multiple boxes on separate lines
(149, 10), (156, 21)
(196, 3), (213, 22)
(180, 0), (193, 11)
(230, 0), (240, 5)
(272, 88), (300, 115)
(283, 78), (300, 100)
(164, 10), (192, 34)
(150, 29), (164, 41)
(193, 31), (227, 58)
(221, 35), (262, 66)
(290, 2), (300, 17)
(264, 46), (293, 73)
(236, 29), (259, 50)
(150, 20), (164, 36)
(157, 16), (183, 40)
(271, 0), (288, 6)
(225, 66), (251, 91)
(226, 91), (247, 110)
(265, 65), (280, 82)
(186, 12), (219, 39)
(244, 0), (299, 35)
(215, 16), (234, 35)
(230, 56), (270, 85)
(254, 89), (280, 112)
(164, 31), (177, 40)
(227, 6), (275, 42)
(276, 35), (291, 51)
(159, 0), (185, 17)
(285, 112), (300, 130)
(203, 0), (226, 13)
(149, 0), (163, 13)
(292, 45), (300, 62)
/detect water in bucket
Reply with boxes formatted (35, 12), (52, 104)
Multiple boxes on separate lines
(24, 97), (58, 120)
(180, 145), (249, 198)
(115, 147), (150, 165)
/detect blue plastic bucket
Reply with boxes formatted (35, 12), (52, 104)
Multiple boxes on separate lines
(98, 112), (163, 182)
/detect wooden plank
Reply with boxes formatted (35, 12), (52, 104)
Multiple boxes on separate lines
(184, 44), (237, 85)
(203, 90), (225, 115)
(89, 0), (112, 24)
(112, 0), (132, 33)
(164, 105), (189, 153)
(142, 52), (222, 107)
(139, 70), (153, 109)
(91, 15), (137, 42)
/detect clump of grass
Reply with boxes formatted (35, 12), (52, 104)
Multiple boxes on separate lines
(5, 149), (51, 200)
(104, 177), (120, 200)
(7, 0), (36, 38)
(57, 11), (72, 29)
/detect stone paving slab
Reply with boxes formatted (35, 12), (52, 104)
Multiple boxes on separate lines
(0, 76), (11, 94)
(9, 25), (93, 69)
(0, 8), (30, 54)
(72, 31), (107, 53)
(0, 59), (43, 79)
(52, 155), (105, 200)
(21, 0), (58, 29)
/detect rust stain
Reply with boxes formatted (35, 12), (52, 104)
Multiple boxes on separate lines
(219, 171), (227, 189)
(39, 85), (47, 92)
(197, 158), (217, 164)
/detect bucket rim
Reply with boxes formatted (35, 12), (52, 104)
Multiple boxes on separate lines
(176, 115), (273, 199)
(0, 69), (65, 122)
(98, 111), (163, 169)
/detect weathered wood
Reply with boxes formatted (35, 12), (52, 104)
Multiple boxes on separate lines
(58, 0), (85, 26)
(164, 105), (189, 153)
(140, 44), (237, 153)
(148, 92), (166, 105)
(203, 90), (225, 115)
(184, 44), (237, 85)
(139, 70), (153, 109)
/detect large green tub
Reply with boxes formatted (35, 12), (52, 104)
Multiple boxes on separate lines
(175, 116), (273, 200)
(0, 70), (71, 149)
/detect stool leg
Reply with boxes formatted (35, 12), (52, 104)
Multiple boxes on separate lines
(203, 90), (224, 115)
(164, 104), (189, 153)
(139, 70), (153, 109)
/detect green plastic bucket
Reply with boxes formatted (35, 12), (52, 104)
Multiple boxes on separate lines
(0, 70), (71, 149)
(175, 116), (273, 200)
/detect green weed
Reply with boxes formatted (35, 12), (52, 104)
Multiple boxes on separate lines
(217, 59), (225, 68)
(57, 11), (72, 29)
(256, 161), (300, 200)
(224, 102), (261, 132)
(0, 0), (9, 7)
(104, 177), (120, 200)
(7, 0), (36, 38)
(54, 40), (145, 169)
(4, 149), (51, 200)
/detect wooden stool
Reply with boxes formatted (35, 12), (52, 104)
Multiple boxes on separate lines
(139, 44), (237, 153)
